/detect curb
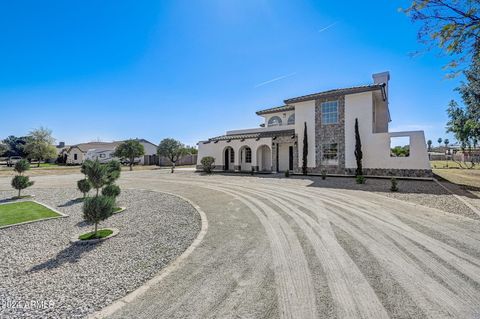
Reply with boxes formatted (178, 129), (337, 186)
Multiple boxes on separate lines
(88, 189), (208, 319)
(433, 178), (480, 218)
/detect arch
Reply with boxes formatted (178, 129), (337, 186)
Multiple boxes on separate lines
(223, 146), (235, 171)
(287, 113), (295, 125)
(267, 116), (282, 127)
(256, 145), (272, 172)
(238, 145), (252, 171)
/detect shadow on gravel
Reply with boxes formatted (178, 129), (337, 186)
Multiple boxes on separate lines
(58, 198), (84, 207)
(75, 220), (90, 228)
(28, 242), (102, 272)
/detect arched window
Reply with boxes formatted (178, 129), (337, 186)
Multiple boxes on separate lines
(268, 116), (282, 127)
(287, 114), (295, 125)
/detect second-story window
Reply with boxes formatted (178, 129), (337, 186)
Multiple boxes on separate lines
(287, 114), (295, 125)
(321, 101), (338, 124)
(268, 116), (282, 127)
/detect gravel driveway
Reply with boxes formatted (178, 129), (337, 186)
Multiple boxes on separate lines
(0, 188), (201, 319)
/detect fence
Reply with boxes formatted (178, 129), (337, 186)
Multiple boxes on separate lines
(143, 154), (197, 166)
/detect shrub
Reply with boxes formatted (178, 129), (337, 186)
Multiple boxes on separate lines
(83, 195), (115, 237)
(105, 160), (121, 184)
(321, 170), (327, 180)
(77, 179), (91, 198)
(83, 160), (108, 195)
(102, 184), (121, 198)
(14, 159), (30, 175)
(356, 175), (366, 184)
(11, 175), (34, 198)
(251, 167), (255, 175)
(390, 177), (399, 192)
(285, 170), (290, 178)
(201, 156), (215, 174)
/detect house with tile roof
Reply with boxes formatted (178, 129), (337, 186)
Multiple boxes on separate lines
(197, 71), (431, 177)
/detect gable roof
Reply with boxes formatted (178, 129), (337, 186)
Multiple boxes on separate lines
(256, 105), (295, 116)
(67, 142), (122, 153)
(283, 83), (386, 104)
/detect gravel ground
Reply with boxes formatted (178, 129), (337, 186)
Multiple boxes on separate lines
(0, 188), (201, 319)
(304, 176), (480, 220)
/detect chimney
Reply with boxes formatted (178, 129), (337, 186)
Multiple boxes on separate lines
(372, 71), (390, 100)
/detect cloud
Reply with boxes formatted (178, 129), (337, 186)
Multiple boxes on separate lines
(254, 72), (296, 88)
(318, 21), (338, 33)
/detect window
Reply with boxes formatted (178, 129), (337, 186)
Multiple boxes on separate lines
(74, 154), (78, 160)
(321, 101), (338, 124)
(322, 143), (338, 165)
(287, 114), (295, 125)
(268, 116), (282, 127)
(230, 149), (235, 162)
(390, 136), (410, 157)
(245, 147), (252, 163)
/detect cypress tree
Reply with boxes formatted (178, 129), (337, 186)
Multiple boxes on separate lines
(354, 118), (363, 176)
(302, 122), (308, 175)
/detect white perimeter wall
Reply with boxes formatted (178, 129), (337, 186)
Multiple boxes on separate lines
(345, 92), (430, 170)
(293, 100), (316, 168)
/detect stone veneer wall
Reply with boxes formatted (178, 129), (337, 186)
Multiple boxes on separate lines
(310, 95), (346, 174)
(344, 168), (433, 178)
(272, 135), (298, 172)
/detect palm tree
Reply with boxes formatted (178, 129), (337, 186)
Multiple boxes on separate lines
(437, 137), (443, 147)
(427, 140), (432, 151)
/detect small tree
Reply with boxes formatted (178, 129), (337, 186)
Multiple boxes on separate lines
(201, 156), (215, 174)
(83, 159), (108, 196)
(83, 195), (115, 237)
(390, 178), (399, 192)
(77, 179), (91, 198)
(24, 127), (57, 167)
(105, 160), (121, 185)
(113, 140), (145, 171)
(427, 139), (432, 151)
(302, 122), (308, 175)
(354, 118), (363, 177)
(11, 159), (33, 197)
(158, 138), (189, 173)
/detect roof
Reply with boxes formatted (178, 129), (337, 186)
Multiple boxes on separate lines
(205, 129), (295, 142)
(283, 83), (386, 104)
(256, 105), (295, 116)
(68, 142), (122, 153)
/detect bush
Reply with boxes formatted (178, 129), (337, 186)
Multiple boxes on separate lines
(83, 195), (115, 237)
(77, 179), (91, 198)
(201, 156), (215, 174)
(250, 167), (255, 175)
(102, 184), (121, 198)
(390, 177), (399, 192)
(284, 170), (290, 178)
(105, 160), (121, 184)
(14, 159), (30, 175)
(321, 170), (327, 180)
(11, 175), (34, 197)
(356, 175), (366, 184)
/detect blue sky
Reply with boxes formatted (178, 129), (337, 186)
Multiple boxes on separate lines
(0, 0), (461, 146)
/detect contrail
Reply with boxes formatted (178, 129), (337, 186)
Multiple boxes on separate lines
(318, 21), (338, 33)
(255, 72), (296, 88)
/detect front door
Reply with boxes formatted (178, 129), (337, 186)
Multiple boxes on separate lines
(224, 149), (229, 171)
(289, 146), (293, 171)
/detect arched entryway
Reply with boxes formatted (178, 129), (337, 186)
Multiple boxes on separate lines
(223, 146), (235, 171)
(256, 145), (272, 172)
(239, 146), (252, 171)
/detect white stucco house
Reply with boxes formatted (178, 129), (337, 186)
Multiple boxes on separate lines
(60, 139), (158, 165)
(197, 72), (431, 177)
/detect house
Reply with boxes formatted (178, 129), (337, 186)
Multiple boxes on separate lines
(197, 72), (431, 177)
(61, 139), (158, 165)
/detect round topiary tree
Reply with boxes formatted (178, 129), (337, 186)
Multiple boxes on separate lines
(83, 195), (115, 238)
(201, 156), (215, 174)
(11, 159), (34, 198)
(11, 175), (34, 198)
(102, 184), (121, 198)
(77, 179), (91, 199)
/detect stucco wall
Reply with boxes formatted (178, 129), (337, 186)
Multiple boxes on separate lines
(345, 92), (430, 170)
(292, 100), (316, 168)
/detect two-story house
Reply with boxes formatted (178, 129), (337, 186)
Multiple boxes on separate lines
(197, 72), (431, 177)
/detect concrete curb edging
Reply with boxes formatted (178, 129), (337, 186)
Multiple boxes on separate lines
(0, 199), (68, 230)
(433, 178), (480, 218)
(88, 189), (209, 319)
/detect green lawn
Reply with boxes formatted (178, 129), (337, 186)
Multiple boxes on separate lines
(430, 160), (480, 169)
(0, 201), (60, 227)
(79, 229), (113, 240)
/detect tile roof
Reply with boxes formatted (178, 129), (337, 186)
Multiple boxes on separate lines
(205, 129), (295, 142)
(283, 83), (386, 104)
(256, 105), (295, 116)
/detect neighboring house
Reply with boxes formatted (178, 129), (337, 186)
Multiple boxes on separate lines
(61, 139), (158, 165)
(197, 72), (431, 177)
